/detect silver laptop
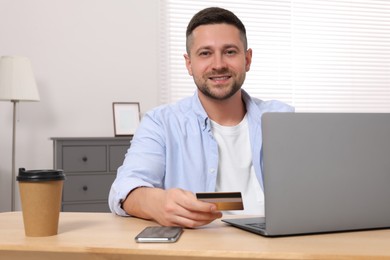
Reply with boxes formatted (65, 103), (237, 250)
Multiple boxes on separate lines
(222, 113), (390, 237)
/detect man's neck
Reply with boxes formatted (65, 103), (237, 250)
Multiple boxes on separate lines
(198, 90), (246, 126)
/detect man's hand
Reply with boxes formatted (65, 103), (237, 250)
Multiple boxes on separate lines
(122, 187), (222, 228)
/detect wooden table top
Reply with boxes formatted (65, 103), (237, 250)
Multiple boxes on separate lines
(1, 211), (390, 260)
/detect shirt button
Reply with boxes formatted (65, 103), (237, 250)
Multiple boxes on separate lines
(209, 168), (215, 174)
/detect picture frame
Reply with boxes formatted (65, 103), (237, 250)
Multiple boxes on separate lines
(112, 102), (140, 136)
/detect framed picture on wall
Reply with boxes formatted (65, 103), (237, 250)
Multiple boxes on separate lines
(112, 102), (140, 136)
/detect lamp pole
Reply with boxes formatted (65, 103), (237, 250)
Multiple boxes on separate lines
(11, 100), (18, 211)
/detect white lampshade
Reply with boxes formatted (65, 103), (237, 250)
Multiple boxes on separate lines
(0, 56), (40, 101)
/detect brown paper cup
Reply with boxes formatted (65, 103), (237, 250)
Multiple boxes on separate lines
(17, 168), (65, 237)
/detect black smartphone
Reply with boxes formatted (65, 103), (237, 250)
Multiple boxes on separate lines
(134, 226), (183, 243)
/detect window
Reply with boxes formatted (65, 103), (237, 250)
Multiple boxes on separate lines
(159, 0), (390, 112)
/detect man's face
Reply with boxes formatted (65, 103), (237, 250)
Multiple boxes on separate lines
(184, 23), (252, 101)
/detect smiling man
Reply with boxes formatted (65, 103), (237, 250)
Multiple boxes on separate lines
(109, 7), (294, 228)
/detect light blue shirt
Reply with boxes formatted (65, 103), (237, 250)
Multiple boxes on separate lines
(109, 90), (294, 216)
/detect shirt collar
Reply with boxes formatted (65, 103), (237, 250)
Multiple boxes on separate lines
(191, 89), (256, 131)
(191, 90), (209, 131)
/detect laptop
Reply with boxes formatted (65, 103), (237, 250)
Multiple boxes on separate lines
(222, 113), (390, 237)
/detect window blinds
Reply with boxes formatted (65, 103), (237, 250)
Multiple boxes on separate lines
(159, 0), (390, 112)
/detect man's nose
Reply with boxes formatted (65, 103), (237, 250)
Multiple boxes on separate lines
(211, 53), (227, 70)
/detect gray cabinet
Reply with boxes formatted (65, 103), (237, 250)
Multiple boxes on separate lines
(52, 137), (131, 212)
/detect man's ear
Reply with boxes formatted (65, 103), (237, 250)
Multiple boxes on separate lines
(245, 48), (253, 72)
(184, 53), (193, 76)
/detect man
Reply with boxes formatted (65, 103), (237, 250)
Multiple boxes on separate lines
(109, 7), (293, 228)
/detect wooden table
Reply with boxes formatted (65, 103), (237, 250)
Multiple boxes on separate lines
(1, 212), (390, 260)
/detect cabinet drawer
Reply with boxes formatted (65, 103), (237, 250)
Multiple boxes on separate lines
(62, 146), (107, 172)
(63, 174), (115, 202)
(109, 145), (128, 171)
(62, 202), (110, 212)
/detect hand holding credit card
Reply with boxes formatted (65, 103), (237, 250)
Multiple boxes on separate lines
(196, 192), (244, 211)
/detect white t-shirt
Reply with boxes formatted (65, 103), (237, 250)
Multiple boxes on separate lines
(211, 115), (265, 216)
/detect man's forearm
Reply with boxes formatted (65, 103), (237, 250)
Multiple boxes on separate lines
(122, 187), (163, 220)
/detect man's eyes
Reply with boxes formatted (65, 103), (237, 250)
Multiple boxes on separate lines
(198, 50), (237, 57)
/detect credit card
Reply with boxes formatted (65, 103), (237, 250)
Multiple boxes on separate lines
(196, 192), (244, 210)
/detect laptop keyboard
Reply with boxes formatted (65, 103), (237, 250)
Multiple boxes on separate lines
(247, 222), (266, 229)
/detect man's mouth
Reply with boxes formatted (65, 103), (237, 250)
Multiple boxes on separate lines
(209, 75), (231, 81)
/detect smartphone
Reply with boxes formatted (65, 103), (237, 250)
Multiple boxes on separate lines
(134, 226), (183, 243)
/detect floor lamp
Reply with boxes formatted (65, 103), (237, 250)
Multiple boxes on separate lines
(0, 56), (40, 211)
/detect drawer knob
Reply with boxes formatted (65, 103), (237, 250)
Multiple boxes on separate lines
(82, 156), (88, 162)
(82, 185), (88, 191)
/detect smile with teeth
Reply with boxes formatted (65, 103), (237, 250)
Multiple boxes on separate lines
(209, 75), (231, 81)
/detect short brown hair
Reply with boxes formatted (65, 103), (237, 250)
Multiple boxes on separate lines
(186, 7), (248, 54)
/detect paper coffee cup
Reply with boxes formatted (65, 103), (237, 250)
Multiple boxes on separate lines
(17, 168), (66, 237)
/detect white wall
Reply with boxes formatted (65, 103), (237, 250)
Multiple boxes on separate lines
(0, 0), (160, 212)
